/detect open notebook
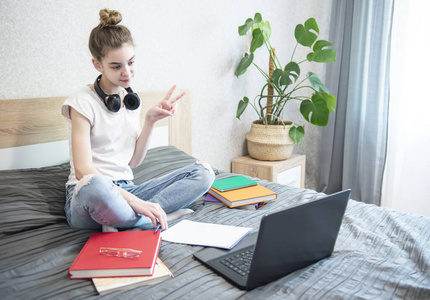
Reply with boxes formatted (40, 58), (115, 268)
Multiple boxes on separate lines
(161, 220), (252, 249)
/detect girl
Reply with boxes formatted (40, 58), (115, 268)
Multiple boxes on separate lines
(61, 8), (214, 232)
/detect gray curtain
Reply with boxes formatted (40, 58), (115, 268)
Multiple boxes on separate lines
(318, 0), (394, 205)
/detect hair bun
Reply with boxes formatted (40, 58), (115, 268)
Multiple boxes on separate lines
(99, 8), (122, 27)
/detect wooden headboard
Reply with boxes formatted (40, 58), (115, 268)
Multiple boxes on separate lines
(0, 90), (192, 168)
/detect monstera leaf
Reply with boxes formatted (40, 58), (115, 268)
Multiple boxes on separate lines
(250, 21), (272, 53)
(307, 72), (329, 93)
(307, 40), (337, 63)
(307, 72), (336, 111)
(250, 28), (265, 53)
(235, 53), (254, 77)
(252, 20), (271, 41)
(271, 62), (301, 88)
(320, 92), (336, 112)
(238, 13), (262, 36)
(289, 125), (305, 144)
(295, 18), (319, 47)
(300, 93), (330, 126)
(236, 97), (249, 120)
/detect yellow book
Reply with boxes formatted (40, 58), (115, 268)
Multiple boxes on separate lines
(92, 258), (173, 294)
(208, 184), (277, 208)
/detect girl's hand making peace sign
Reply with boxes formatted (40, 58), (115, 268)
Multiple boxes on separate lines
(146, 85), (185, 123)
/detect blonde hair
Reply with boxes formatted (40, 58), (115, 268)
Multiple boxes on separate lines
(89, 9), (134, 61)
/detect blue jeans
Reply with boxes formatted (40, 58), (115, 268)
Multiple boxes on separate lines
(64, 162), (215, 230)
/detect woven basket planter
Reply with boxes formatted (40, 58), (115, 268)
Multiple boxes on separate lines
(246, 120), (294, 161)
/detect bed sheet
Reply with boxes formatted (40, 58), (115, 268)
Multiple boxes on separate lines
(1, 146), (429, 299)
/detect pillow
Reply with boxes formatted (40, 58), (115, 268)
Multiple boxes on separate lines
(0, 163), (70, 235)
(0, 146), (200, 235)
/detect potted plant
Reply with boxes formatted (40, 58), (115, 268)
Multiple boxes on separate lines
(235, 13), (337, 160)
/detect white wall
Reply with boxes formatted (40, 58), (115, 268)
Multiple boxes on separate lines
(0, 0), (332, 189)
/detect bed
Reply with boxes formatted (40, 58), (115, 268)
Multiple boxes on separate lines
(1, 92), (429, 300)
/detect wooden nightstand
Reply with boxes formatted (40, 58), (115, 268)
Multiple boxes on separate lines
(231, 154), (306, 188)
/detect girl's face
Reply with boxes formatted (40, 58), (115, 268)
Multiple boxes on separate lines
(93, 43), (136, 93)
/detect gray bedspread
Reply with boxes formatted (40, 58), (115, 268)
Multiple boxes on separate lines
(1, 146), (429, 299)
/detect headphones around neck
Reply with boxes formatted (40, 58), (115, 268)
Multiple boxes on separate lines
(94, 75), (140, 112)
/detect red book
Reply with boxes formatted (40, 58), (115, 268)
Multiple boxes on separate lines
(69, 231), (162, 279)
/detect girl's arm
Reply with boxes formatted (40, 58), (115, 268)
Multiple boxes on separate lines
(70, 107), (101, 180)
(128, 115), (156, 169)
(129, 85), (185, 168)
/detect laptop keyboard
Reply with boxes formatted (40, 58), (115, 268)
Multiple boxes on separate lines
(220, 249), (254, 276)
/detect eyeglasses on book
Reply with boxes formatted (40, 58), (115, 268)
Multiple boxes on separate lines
(99, 247), (142, 258)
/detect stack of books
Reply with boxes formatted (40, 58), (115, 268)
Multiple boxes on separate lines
(207, 175), (277, 208)
(68, 231), (173, 294)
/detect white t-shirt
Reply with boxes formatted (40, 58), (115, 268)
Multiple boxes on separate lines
(61, 85), (141, 186)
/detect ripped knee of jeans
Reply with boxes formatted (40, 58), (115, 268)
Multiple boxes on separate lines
(75, 174), (95, 194)
(196, 161), (215, 176)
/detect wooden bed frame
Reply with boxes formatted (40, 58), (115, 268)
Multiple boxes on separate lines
(0, 90), (192, 168)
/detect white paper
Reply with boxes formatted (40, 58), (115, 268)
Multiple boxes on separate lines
(161, 220), (252, 249)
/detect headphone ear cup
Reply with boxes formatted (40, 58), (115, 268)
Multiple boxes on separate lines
(94, 75), (122, 112)
(124, 93), (140, 110)
(105, 94), (122, 112)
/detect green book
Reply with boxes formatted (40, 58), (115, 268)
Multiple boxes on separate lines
(211, 175), (257, 192)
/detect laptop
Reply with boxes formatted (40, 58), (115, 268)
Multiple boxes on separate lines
(193, 189), (351, 290)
